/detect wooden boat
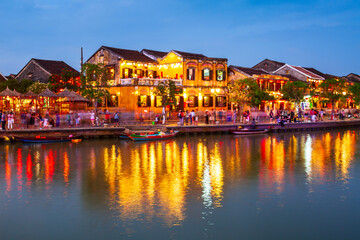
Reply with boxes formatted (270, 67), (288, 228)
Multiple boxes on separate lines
(13, 135), (81, 143)
(127, 131), (179, 141)
(230, 127), (272, 135)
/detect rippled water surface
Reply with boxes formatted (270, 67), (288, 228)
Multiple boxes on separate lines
(1, 130), (360, 239)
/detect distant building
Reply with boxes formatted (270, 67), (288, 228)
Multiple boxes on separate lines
(228, 65), (303, 111)
(16, 58), (79, 82)
(343, 73), (360, 84)
(252, 59), (285, 72)
(0, 72), (7, 82)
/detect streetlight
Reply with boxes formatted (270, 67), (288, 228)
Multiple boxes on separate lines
(211, 88), (220, 124)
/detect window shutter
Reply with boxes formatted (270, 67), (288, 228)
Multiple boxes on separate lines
(210, 96), (213, 107)
(186, 69), (189, 80)
(210, 70), (213, 80)
(137, 95), (141, 107)
(223, 70), (226, 80)
(147, 95), (151, 107)
(153, 71), (157, 78)
(122, 68), (125, 78)
(129, 69), (133, 78)
(201, 70), (204, 80)
(195, 96), (198, 107)
(145, 70), (148, 77)
(179, 96), (184, 111)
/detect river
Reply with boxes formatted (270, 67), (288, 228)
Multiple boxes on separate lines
(1, 130), (360, 239)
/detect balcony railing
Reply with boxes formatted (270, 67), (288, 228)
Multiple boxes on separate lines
(115, 78), (183, 86)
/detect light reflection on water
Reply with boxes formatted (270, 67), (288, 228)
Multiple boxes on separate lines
(0, 130), (359, 239)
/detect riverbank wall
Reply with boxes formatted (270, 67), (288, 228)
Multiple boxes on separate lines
(2, 119), (360, 141)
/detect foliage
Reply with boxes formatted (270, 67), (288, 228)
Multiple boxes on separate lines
(349, 82), (360, 105)
(228, 78), (272, 111)
(281, 81), (309, 106)
(154, 80), (182, 109)
(27, 82), (49, 94)
(80, 63), (110, 110)
(0, 78), (34, 93)
(48, 69), (80, 92)
(319, 78), (348, 115)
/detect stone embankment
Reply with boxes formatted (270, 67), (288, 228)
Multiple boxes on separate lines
(1, 120), (360, 141)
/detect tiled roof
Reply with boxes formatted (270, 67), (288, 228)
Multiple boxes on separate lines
(103, 46), (157, 63)
(291, 65), (324, 80)
(344, 73), (360, 83)
(172, 50), (227, 61)
(252, 58), (286, 69)
(33, 59), (79, 75)
(172, 50), (207, 59)
(141, 49), (168, 59)
(0, 72), (7, 82)
(229, 65), (268, 76)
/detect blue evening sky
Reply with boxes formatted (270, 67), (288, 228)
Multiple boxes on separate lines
(0, 0), (359, 76)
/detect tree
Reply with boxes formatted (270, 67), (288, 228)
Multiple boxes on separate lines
(349, 82), (360, 106)
(80, 63), (110, 115)
(28, 82), (49, 94)
(228, 78), (272, 118)
(49, 69), (80, 92)
(154, 80), (183, 122)
(319, 78), (348, 118)
(0, 78), (34, 93)
(281, 81), (309, 109)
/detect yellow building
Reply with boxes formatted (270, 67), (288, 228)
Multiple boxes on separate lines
(86, 46), (228, 118)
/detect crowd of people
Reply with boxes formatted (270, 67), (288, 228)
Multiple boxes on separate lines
(0, 107), (357, 131)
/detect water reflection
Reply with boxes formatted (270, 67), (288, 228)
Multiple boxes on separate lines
(0, 130), (357, 228)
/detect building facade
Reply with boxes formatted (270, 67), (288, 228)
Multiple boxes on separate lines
(86, 46), (228, 117)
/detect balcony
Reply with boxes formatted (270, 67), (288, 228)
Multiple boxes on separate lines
(115, 78), (183, 87)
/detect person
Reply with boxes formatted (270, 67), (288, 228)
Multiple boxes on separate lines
(55, 111), (60, 127)
(26, 111), (31, 129)
(218, 109), (223, 124)
(311, 114), (317, 122)
(90, 110), (95, 126)
(185, 110), (189, 125)
(209, 109), (214, 124)
(20, 111), (26, 128)
(7, 111), (14, 130)
(75, 112), (81, 127)
(205, 110), (209, 124)
(233, 110), (237, 124)
(251, 118), (256, 129)
(114, 111), (119, 126)
(320, 109), (324, 121)
(105, 109), (110, 123)
(66, 112), (71, 127)
(38, 114), (44, 129)
(29, 113), (35, 129)
(155, 115), (160, 124)
(190, 110), (195, 125)
(177, 110), (184, 126)
(1, 111), (7, 130)
(195, 109), (199, 125)
(269, 110), (274, 123)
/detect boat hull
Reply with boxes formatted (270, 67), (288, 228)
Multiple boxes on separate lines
(14, 136), (80, 143)
(230, 128), (271, 135)
(128, 131), (178, 141)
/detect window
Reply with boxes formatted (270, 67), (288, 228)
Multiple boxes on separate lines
(155, 96), (163, 107)
(123, 68), (133, 78)
(216, 70), (226, 81)
(138, 95), (150, 107)
(216, 96), (226, 107)
(109, 94), (118, 107)
(202, 68), (212, 80)
(108, 67), (115, 80)
(188, 95), (198, 107)
(187, 68), (195, 80)
(203, 95), (213, 107)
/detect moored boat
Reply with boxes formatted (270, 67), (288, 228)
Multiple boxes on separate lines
(13, 135), (82, 143)
(127, 131), (179, 141)
(230, 127), (272, 135)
